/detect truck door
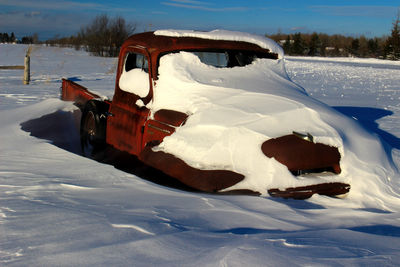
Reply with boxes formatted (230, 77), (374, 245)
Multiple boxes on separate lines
(106, 48), (151, 156)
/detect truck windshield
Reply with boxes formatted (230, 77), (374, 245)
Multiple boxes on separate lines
(189, 50), (275, 68)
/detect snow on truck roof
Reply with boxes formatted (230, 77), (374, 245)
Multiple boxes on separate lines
(155, 30), (284, 58)
(123, 30), (284, 59)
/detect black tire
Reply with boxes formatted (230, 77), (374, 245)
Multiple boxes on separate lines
(80, 100), (107, 157)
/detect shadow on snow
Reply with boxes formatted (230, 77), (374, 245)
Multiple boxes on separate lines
(20, 109), (199, 193)
(349, 224), (400, 237)
(333, 106), (399, 150)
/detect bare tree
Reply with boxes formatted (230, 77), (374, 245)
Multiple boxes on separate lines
(80, 14), (136, 57)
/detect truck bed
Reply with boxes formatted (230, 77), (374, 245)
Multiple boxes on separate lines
(61, 78), (103, 109)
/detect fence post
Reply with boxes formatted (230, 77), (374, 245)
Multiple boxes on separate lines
(23, 46), (32, 85)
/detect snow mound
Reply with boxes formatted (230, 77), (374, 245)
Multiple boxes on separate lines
(155, 29), (284, 59)
(149, 51), (400, 202)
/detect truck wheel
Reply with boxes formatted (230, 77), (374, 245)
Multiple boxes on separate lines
(80, 101), (107, 157)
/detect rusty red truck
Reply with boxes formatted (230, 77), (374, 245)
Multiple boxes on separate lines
(61, 30), (350, 199)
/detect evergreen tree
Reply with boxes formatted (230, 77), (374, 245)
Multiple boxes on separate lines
(3, 33), (9, 43)
(385, 10), (400, 60)
(10, 32), (15, 43)
(367, 38), (379, 57)
(308, 33), (321, 56)
(291, 33), (305, 56)
(350, 38), (360, 57)
(282, 35), (292, 54)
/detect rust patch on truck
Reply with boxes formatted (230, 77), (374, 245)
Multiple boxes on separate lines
(61, 79), (102, 109)
(262, 134), (341, 175)
(139, 146), (245, 192)
(153, 109), (188, 127)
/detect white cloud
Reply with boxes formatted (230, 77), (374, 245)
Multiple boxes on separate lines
(290, 27), (307, 32)
(0, 0), (138, 39)
(0, 0), (103, 10)
(309, 5), (396, 18)
(0, 0), (136, 13)
(151, 11), (168, 15)
(0, 11), (90, 38)
(170, 0), (211, 5)
(161, 1), (248, 12)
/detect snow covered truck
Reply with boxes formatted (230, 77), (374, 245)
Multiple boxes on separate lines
(61, 30), (350, 199)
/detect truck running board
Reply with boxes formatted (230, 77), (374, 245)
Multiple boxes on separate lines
(268, 182), (350, 199)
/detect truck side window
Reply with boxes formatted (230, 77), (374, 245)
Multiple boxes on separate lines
(125, 53), (148, 73)
(119, 52), (150, 98)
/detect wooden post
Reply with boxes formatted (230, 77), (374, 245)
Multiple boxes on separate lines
(23, 56), (30, 84)
(23, 46), (32, 85)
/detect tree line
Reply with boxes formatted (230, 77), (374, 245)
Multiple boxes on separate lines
(267, 32), (386, 58)
(0, 32), (16, 43)
(13, 11), (400, 60)
(1, 32), (39, 44)
(268, 12), (400, 60)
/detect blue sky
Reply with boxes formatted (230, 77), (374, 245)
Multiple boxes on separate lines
(0, 0), (399, 40)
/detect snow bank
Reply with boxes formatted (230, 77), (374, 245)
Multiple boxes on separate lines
(2, 44), (400, 265)
(149, 50), (400, 202)
(155, 29), (284, 59)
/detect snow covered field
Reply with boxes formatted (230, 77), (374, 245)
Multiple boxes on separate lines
(1, 43), (400, 266)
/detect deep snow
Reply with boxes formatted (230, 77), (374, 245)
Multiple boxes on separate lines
(1, 43), (400, 266)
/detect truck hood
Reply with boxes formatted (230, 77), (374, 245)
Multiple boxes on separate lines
(148, 52), (396, 196)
